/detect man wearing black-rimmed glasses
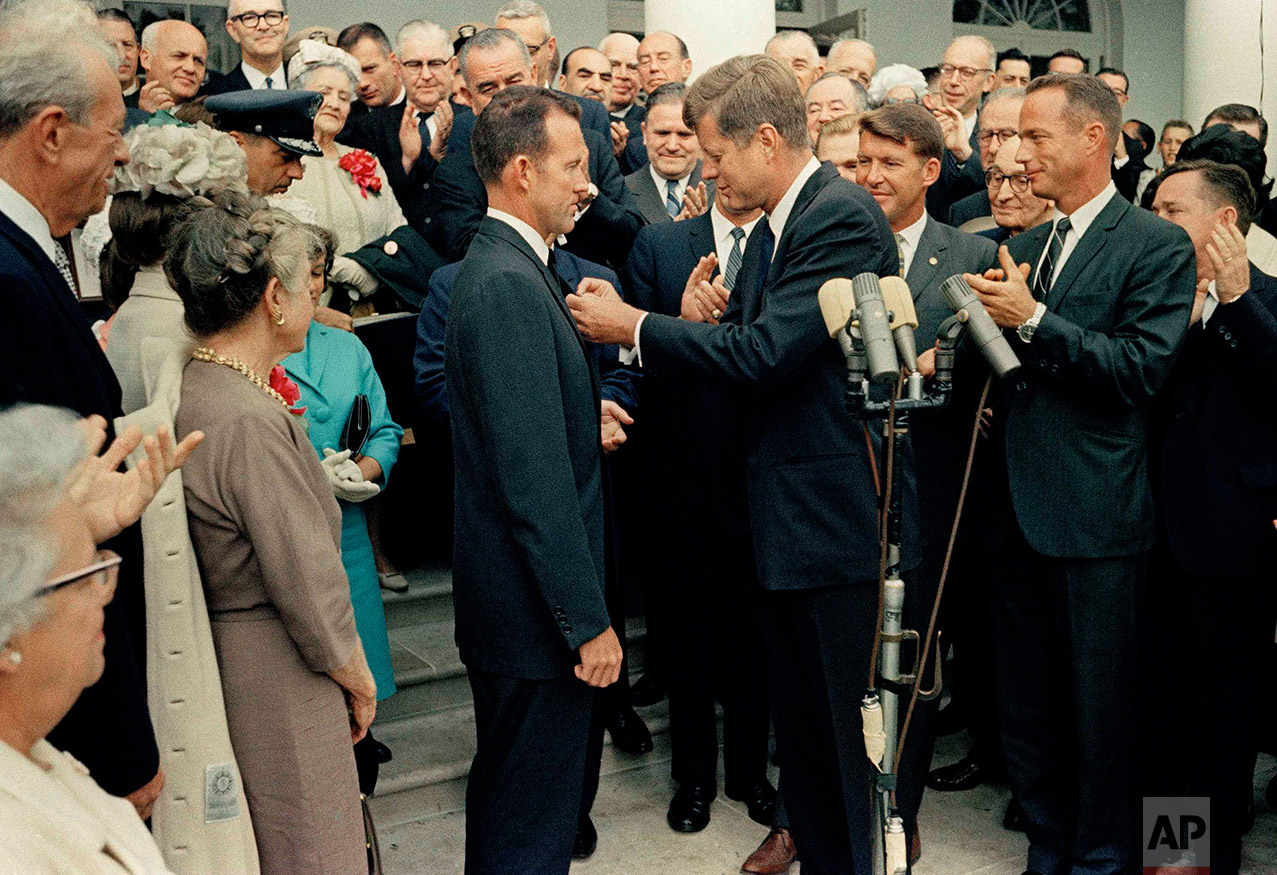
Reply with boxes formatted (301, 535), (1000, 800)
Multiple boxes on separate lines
(205, 0), (289, 94)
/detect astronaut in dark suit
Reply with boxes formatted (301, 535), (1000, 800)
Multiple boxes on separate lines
(622, 83), (714, 226)
(338, 20), (455, 232)
(0, 7), (161, 813)
(570, 55), (911, 875)
(446, 86), (624, 875)
(1149, 160), (1277, 875)
(424, 28), (642, 269)
(855, 104), (998, 856)
(964, 74), (1197, 875)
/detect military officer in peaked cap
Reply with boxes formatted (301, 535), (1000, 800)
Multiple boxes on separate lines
(205, 89), (322, 195)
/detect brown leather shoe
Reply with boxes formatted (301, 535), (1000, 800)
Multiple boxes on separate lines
(741, 827), (797, 874)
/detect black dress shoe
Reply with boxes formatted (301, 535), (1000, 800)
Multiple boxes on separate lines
(927, 754), (994, 792)
(725, 780), (777, 827)
(606, 705), (654, 754)
(573, 815), (597, 859)
(1003, 799), (1027, 833)
(667, 784), (713, 832)
(373, 740), (393, 764)
(629, 673), (666, 707)
(935, 702), (967, 736)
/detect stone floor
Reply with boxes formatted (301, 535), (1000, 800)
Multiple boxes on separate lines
(376, 727), (1277, 874)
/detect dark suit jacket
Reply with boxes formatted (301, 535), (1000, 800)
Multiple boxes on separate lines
(122, 88), (139, 109)
(446, 218), (611, 677)
(927, 122), (983, 219)
(624, 212), (752, 536)
(639, 163), (919, 590)
(988, 193), (1196, 558)
(0, 210), (158, 795)
(904, 217), (997, 547)
(1152, 263), (1277, 579)
(337, 101), (450, 233)
(947, 189), (991, 228)
(201, 64), (287, 96)
(424, 115), (643, 269)
(417, 250), (635, 428)
(613, 102), (648, 175)
(1112, 132), (1149, 203)
(623, 161), (714, 225)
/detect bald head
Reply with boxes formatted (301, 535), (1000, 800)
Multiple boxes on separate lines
(827, 38), (876, 88)
(599, 32), (639, 110)
(139, 20), (206, 102)
(637, 31), (691, 93)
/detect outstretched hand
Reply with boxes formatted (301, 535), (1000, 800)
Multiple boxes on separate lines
(67, 418), (204, 543)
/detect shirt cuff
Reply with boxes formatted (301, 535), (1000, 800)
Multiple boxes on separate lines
(618, 312), (647, 367)
(1114, 154), (1130, 169)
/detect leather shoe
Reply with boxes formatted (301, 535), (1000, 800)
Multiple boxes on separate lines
(667, 784), (713, 832)
(606, 705), (654, 754)
(927, 754), (996, 792)
(572, 815), (597, 859)
(726, 780), (777, 827)
(629, 673), (666, 707)
(910, 824), (921, 866)
(741, 827), (797, 874)
(1003, 799), (1027, 833)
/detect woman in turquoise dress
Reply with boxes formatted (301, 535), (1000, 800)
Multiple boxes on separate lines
(284, 228), (401, 791)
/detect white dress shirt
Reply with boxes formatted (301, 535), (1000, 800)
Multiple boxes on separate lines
(241, 61), (286, 90)
(0, 178), (60, 266)
(709, 205), (762, 269)
(486, 207), (550, 266)
(649, 164), (691, 210)
(1201, 279), (1225, 325)
(122, 80), (139, 97)
(413, 108), (439, 142)
(963, 111), (978, 142)
(1034, 180), (1119, 286)
(894, 211), (928, 278)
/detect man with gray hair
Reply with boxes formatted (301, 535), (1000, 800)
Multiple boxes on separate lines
(946, 87), (1026, 228)
(826, 37), (876, 88)
(495, 0), (555, 87)
(599, 32), (645, 173)
(339, 19), (455, 233)
(927, 34), (997, 218)
(805, 71), (868, 148)
(136, 20), (207, 114)
(0, 0), (166, 822)
(765, 29), (824, 95)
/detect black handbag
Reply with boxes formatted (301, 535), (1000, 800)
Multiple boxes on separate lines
(341, 394), (372, 459)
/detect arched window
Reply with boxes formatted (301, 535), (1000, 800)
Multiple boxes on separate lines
(953, 0), (1122, 75)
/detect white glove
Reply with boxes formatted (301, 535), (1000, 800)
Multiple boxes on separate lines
(330, 256), (380, 300)
(321, 447), (381, 503)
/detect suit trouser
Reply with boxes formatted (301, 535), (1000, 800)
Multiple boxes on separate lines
(986, 530), (1143, 875)
(658, 526), (770, 792)
(1164, 570), (1277, 875)
(464, 669), (593, 875)
(947, 546), (1003, 769)
(762, 583), (879, 875)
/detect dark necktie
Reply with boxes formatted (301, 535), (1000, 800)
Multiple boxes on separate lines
(1032, 216), (1071, 302)
(723, 227), (746, 291)
(665, 179), (680, 218)
(417, 112), (432, 154)
(264, 76), (274, 90)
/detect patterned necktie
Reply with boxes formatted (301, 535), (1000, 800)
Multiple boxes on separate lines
(264, 76), (274, 90)
(665, 179), (681, 218)
(894, 232), (907, 278)
(1032, 216), (1071, 302)
(723, 226), (747, 291)
(52, 241), (77, 296)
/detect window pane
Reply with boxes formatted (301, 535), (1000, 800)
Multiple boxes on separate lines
(953, 0), (1092, 32)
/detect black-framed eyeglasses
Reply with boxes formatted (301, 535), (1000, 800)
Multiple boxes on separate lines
(939, 63), (991, 81)
(36, 551), (121, 599)
(985, 170), (1031, 193)
(229, 10), (285, 28)
(401, 58), (452, 74)
(977, 128), (1019, 145)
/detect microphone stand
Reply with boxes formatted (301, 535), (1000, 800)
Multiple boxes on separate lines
(839, 314), (966, 875)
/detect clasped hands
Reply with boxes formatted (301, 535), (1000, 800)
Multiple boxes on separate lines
(321, 448), (380, 503)
(963, 246), (1036, 328)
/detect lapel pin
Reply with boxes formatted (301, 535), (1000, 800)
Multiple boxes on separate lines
(929, 257), (938, 265)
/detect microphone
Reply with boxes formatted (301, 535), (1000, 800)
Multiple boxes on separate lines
(849, 272), (900, 384)
(879, 276), (919, 374)
(939, 274), (1022, 380)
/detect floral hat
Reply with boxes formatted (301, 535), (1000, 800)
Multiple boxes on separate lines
(112, 121), (248, 200)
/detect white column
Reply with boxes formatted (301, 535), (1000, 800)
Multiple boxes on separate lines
(644, 0), (776, 82)
(1183, 0), (1277, 172)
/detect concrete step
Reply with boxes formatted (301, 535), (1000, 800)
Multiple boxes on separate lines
(368, 698), (672, 829)
(380, 564), (455, 629)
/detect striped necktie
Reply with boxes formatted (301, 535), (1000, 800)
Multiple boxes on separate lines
(723, 227), (747, 291)
(894, 232), (906, 277)
(1033, 216), (1071, 302)
(665, 179), (681, 218)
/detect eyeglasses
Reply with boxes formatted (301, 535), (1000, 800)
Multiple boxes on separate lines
(985, 170), (1031, 193)
(401, 58), (452, 74)
(229, 10), (285, 28)
(36, 551), (121, 599)
(884, 96), (920, 106)
(939, 63), (991, 81)
(977, 128), (1019, 145)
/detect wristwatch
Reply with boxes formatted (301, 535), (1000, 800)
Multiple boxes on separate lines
(1017, 302), (1047, 343)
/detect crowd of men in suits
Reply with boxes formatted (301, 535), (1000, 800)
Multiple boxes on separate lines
(4, 1), (1277, 873)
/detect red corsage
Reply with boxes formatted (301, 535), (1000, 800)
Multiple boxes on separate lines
(270, 365), (307, 416)
(338, 149), (383, 199)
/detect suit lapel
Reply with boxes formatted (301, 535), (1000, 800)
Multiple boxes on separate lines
(637, 175), (668, 224)
(906, 216), (948, 300)
(1047, 195), (1129, 310)
(763, 164), (834, 293)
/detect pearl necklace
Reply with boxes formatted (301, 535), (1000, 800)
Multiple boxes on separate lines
(191, 346), (290, 409)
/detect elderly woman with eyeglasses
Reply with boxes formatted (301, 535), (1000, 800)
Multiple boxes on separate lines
(868, 63), (929, 108)
(168, 197), (375, 875)
(0, 405), (199, 874)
